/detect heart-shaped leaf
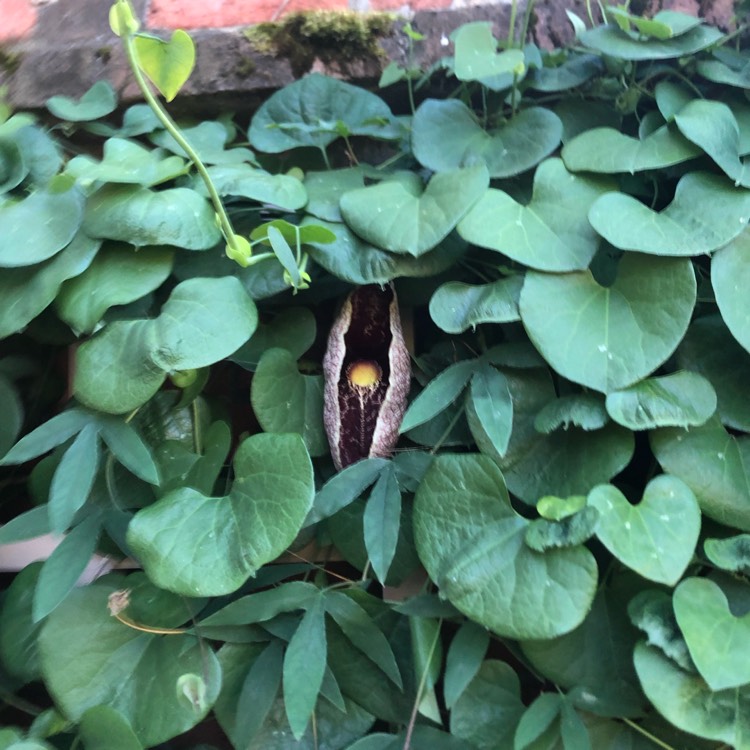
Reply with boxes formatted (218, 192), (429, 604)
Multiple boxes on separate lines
(46, 81), (117, 122)
(651, 418), (750, 531)
(413, 453), (598, 639)
(588, 475), (701, 585)
(339, 165), (488, 257)
(251, 347), (327, 457)
(674, 577), (750, 690)
(197, 164), (307, 210)
(605, 371), (717, 430)
(453, 22), (525, 86)
(127, 433), (314, 595)
(304, 167), (365, 222)
(134, 30), (196, 102)
(713, 231), (750, 355)
(678, 315), (750, 431)
(634, 643), (750, 748)
(527, 53), (604, 92)
(562, 123), (700, 173)
(0, 181), (84, 267)
(83, 185), (221, 249)
(704, 535), (750, 575)
(429, 277), (522, 333)
(458, 158), (612, 271)
(412, 99), (562, 178)
(520, 254), (696, 392)
(589, 172), (750, 255)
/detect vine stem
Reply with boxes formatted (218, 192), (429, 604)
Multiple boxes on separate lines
(402, 619), (442, 750)
(622, 718), (676, 750)
(120, 32), (239, 252)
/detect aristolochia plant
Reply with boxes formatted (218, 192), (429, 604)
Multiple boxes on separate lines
(1, 0), (750, 748)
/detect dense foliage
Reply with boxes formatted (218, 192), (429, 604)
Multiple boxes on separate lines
(2, 1), (750, 747)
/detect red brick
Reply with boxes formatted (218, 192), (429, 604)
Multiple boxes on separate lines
(0, 0), (37, 42)
(409, 0), (452, 9)
(147, 0), (349, 29)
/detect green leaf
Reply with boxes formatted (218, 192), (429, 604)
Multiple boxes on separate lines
(251, 347), (327, 457)
(651, 418), (750, 531)
(537, 495), (587, 520)
(98, 418), (160, 485)
(0, 562), (42, 682)
(634, 642), (750, 748)
(429, 277), (522, 333)
(514, 693), (562, 749)
(0, 138), (27, 194)
(675, 99), (750, 186)
(48, 423), (100, 532)
(339, 165), (488, 257)
(453, 22), (525, 85)
(527, 53), (604, 92)
(713, 231), (750, 355)
(578, 21), (722, 60)
(83, 185), (221, 249)
(33, 514), (101, 622)
(523, 507), (600, 552)
(65, 138), (187, 186)
(306, 219), (465, 285)
(0, 182), (84, 267)
(38, 578), (221, 747)
(520, 254), (696, 392)
(248, 73), (395, 152)
(304, 167), (365, 222)
(79, 706), (143, 750)
(46, 81), (117, 122)
(56, 244), (174, 333)
(0, 376), (22, 457)
(283, 595), (327, 739)
(414, 453), (597, 639)
(605, 371), (717, 430)
(1, 408), (91, 464)
(704, 535), (750, 575)
(562, 123), (700, 173)
(467, 364), (513, 458)
(399, 360), (476, 433)
(458, 158), (612, 271)
(267, 225), (301, 286)
(450, 660), (524, 749)
(134, 30), (196, 102)
(200, 164), (307, 210)
(533, 394), (609, 433)
(588, 475), (701, 585)
(589, 173), (750, 255)
(127, 433), (314, 595)
(363, 466), (402, 584)
(305, 457), (389, 527)
(0, 506), (50, 544)
(150, 119), (255, 164)
(444, 622), (490, 710)
(0, 232), (99, 339)
(412, 100), (561, 177)
(678, 315), (750, 432)
(324, 591), (402, 688)
(674, 577), (750, 690)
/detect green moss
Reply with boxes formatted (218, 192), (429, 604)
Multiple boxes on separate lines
(244, 10), (394, 76)
(234, 56), (257, 77)
(0, 47), (22, 74)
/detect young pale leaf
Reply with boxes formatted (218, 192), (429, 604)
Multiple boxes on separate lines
(79, 706), (143, 750)
(234, 641), (284, 748)
(266, 225), (301, 286)
(588, 475), (700, 585)
(305, 457), (388, 527)
(634, 643), (750, 748)
(458, 158), (612, 272)
(97, 417), (160, 485)
(713, 231), (750, 356)
(520, 254), (696, 393)
(412, 99), (561, 177)
(414, 454), (597, 639)
(48, 423), (100, 533)
(400, 360), (476, 433)
(704, 535), (750, 575)
(363, 466), (402, 584)
(605, 371), (716, 430)
(1, 408), (91, 465)
(38, 579), (221, 747)
(444, 622), (490, 709)
(283, 596), (327, 739)
(251, 347), (327, 456)
(673, 577), (750, 690)
(46, 81), (117, 121)
(128, 433), (314, 595)
(467, 364), (513, 457)
(429, 277), (522, 333)
(324, 591), (402, 688)
(589, 172), (750, 255)
(453, 22), (525, 85)
(134, 30), (196, 102)
(340, 165), (488, 257)
(651, 418), (750, 531)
